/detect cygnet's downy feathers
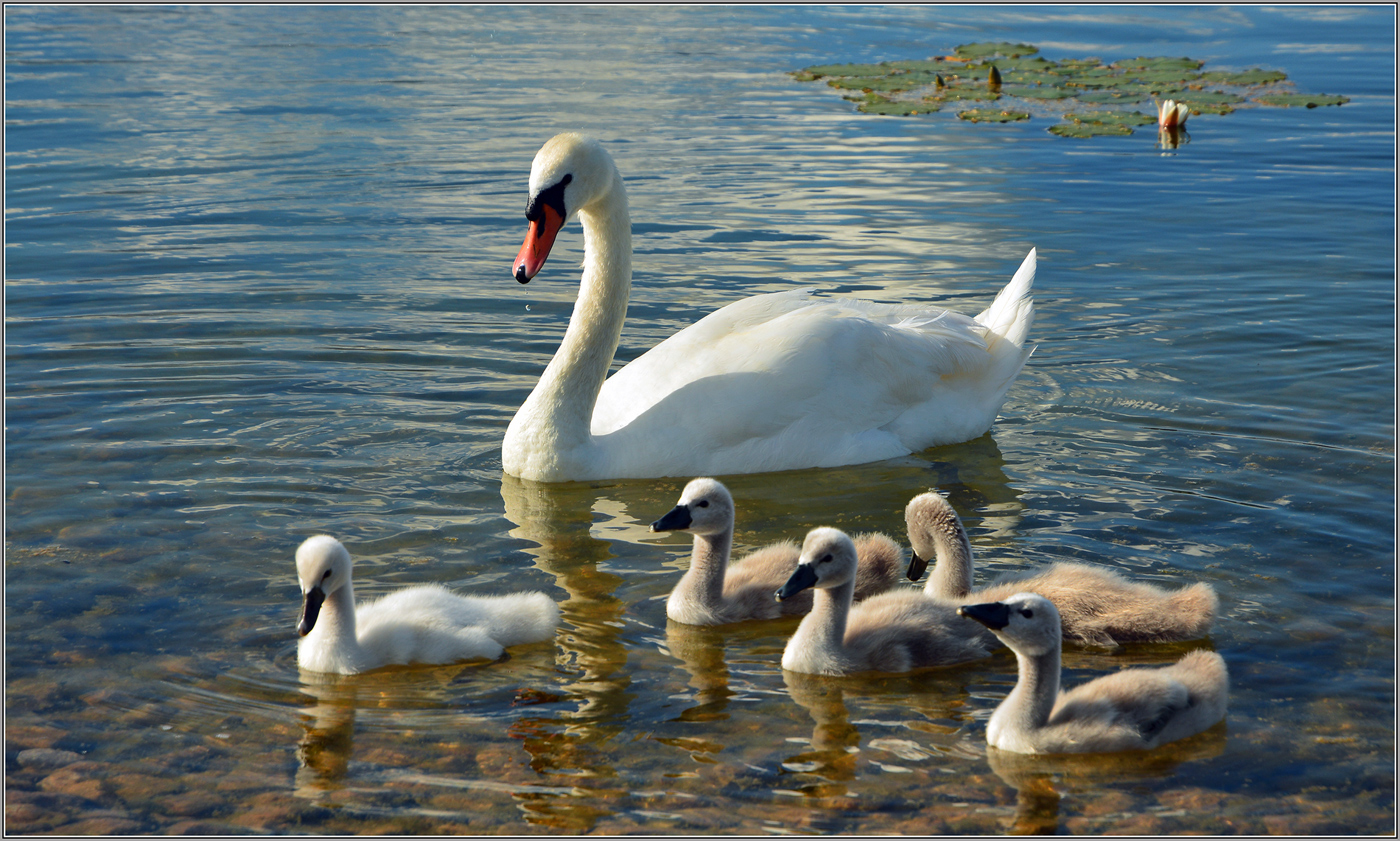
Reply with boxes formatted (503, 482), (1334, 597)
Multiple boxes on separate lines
(903, 490), (1218, 646)
(959, 592), (1228, 754)
(652, 477), (901, 625)
(295, 535), (559, 675)
(775, 527), (994, 675)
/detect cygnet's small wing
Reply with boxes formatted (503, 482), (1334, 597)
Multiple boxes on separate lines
(356, 585), (558, 662)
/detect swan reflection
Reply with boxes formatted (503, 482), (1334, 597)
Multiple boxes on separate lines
(986, 725), (1227, 834)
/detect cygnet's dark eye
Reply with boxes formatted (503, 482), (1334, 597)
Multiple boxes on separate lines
(322, 570), (333, 581)
(696, 500), (709, 508)
(1019, 608), (1034, 618)
(818, 553), (833, 565)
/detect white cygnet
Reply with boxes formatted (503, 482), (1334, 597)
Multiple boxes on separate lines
(959, 592), (1229, 754)
(651, 477), (901, 625)
(904, 491), (1218, 646)
(294, 535), (559, 675)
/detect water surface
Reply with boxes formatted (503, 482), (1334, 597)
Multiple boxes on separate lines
(6, 5), (1394, 834)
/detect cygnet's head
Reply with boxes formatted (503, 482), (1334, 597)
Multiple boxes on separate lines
(903, 490), (967, 582)
(775, 527), (858, 602)
(514, 132), (620, 283)
(650, 477), (735, 538)
(295, 535), (352, 637)
(958, 592), (1061, 656)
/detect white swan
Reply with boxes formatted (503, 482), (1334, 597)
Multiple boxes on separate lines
(651, 477), (901, 625)
(776, 527), (994, 675)
(903, 491), (1218, 646)
(959, 592), (1229, 754)
(294, 535), (559, 675)
(504, 132), (1036, 482)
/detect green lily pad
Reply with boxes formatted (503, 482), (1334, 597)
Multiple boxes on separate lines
(1128, 69), (1203, 85)
(954, 41), (1039, 59)
(801, 62), (893, 78)
(1198, 68), (1288, 86)
(1108, 82), (1187, 98)
(885, 59), (949, 73)
(1254, 92), (1349, 108)
(1176, 91), (1246, 103)
(1114, 56), (1204, 71)
(1070, 110), (1156, 127)
(855, 96), (943, 116)
(1172, 90), (1246, 115)
(1049, 121), (1134, 137)
(958, 108), (1030, 123)
(789, 41), (1346, 136)
(1000, 70), (1067, 87)
(1002, 85), (1078, 100)
(936, 90), (1002, 102)
(1064, 77), (1120, 90)
(1076, 89), (1148, 104)
(990, 56), (1057, 72)
(828, 74), (937, 92)
(1052, 57), (1105, 71)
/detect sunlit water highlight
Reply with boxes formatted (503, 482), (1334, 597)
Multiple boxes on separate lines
(6, 5), (1394, 834)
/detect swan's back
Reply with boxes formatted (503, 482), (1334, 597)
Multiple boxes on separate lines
(356, 585), (559, 663)
(841, 591), (994, 671)
(1047, 649), (1229, 751)
(588, 273), (1032, 478)
(971, 563), (1218, 646)
(715, 532), (904, 620)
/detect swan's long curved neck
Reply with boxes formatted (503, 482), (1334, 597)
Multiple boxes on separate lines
(991, 645), (1061, 738)
(792, 581), (854, 661)
(677, 529), (733, 609)
(315, 584), (361, 653)
(518, 178), (632, 451)
(918, 510), (974, 600)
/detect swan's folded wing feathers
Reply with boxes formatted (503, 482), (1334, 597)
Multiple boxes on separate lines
(1050, 666), (1191, 742)
(593, 293), (987, 439)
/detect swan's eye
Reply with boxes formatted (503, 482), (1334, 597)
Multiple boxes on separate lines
(696, 500), (709, 508)
(818, 553), (833, 565)
(322, 570), (332, 581)
(1019, 608), (1033, 618)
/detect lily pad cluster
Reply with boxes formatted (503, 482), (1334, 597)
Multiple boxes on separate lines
(791, 41), (1349, 138)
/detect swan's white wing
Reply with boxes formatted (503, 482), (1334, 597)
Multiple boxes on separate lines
(591, 292), (992, 476)
(591, 289), (818, 435)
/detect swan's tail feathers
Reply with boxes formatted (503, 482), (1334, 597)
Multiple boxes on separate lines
(1163, 582), (1220, 640)
(483, 592), (561, 647)
(975, 247), (1036, 352)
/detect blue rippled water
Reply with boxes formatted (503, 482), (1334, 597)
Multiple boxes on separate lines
(6, 5), (1393, 834)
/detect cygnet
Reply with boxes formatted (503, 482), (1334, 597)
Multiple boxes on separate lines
(775, 527), (993, 675)
(652, 477), (901, 625)
(295, 535), (559, 675)
(959, 592), (1228, 754)
(904, 491), (1218, 645)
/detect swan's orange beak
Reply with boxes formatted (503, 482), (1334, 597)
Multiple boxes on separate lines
(513, 204), (565, 284)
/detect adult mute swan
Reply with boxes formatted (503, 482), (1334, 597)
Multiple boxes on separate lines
(505, 132), (1036, 483)
(651, 477), (901, 625)
(295, 535), (559, 675)
(903, 492), (1219, 645)
(959, 593), (1229, 754)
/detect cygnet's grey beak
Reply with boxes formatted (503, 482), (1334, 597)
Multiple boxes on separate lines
(958, 601), (1011, 631)
(775, 563), (819, 602)
(906, 551), (929, 582)
(298, 586), (326, 637)
(650, 504), (692, 533)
